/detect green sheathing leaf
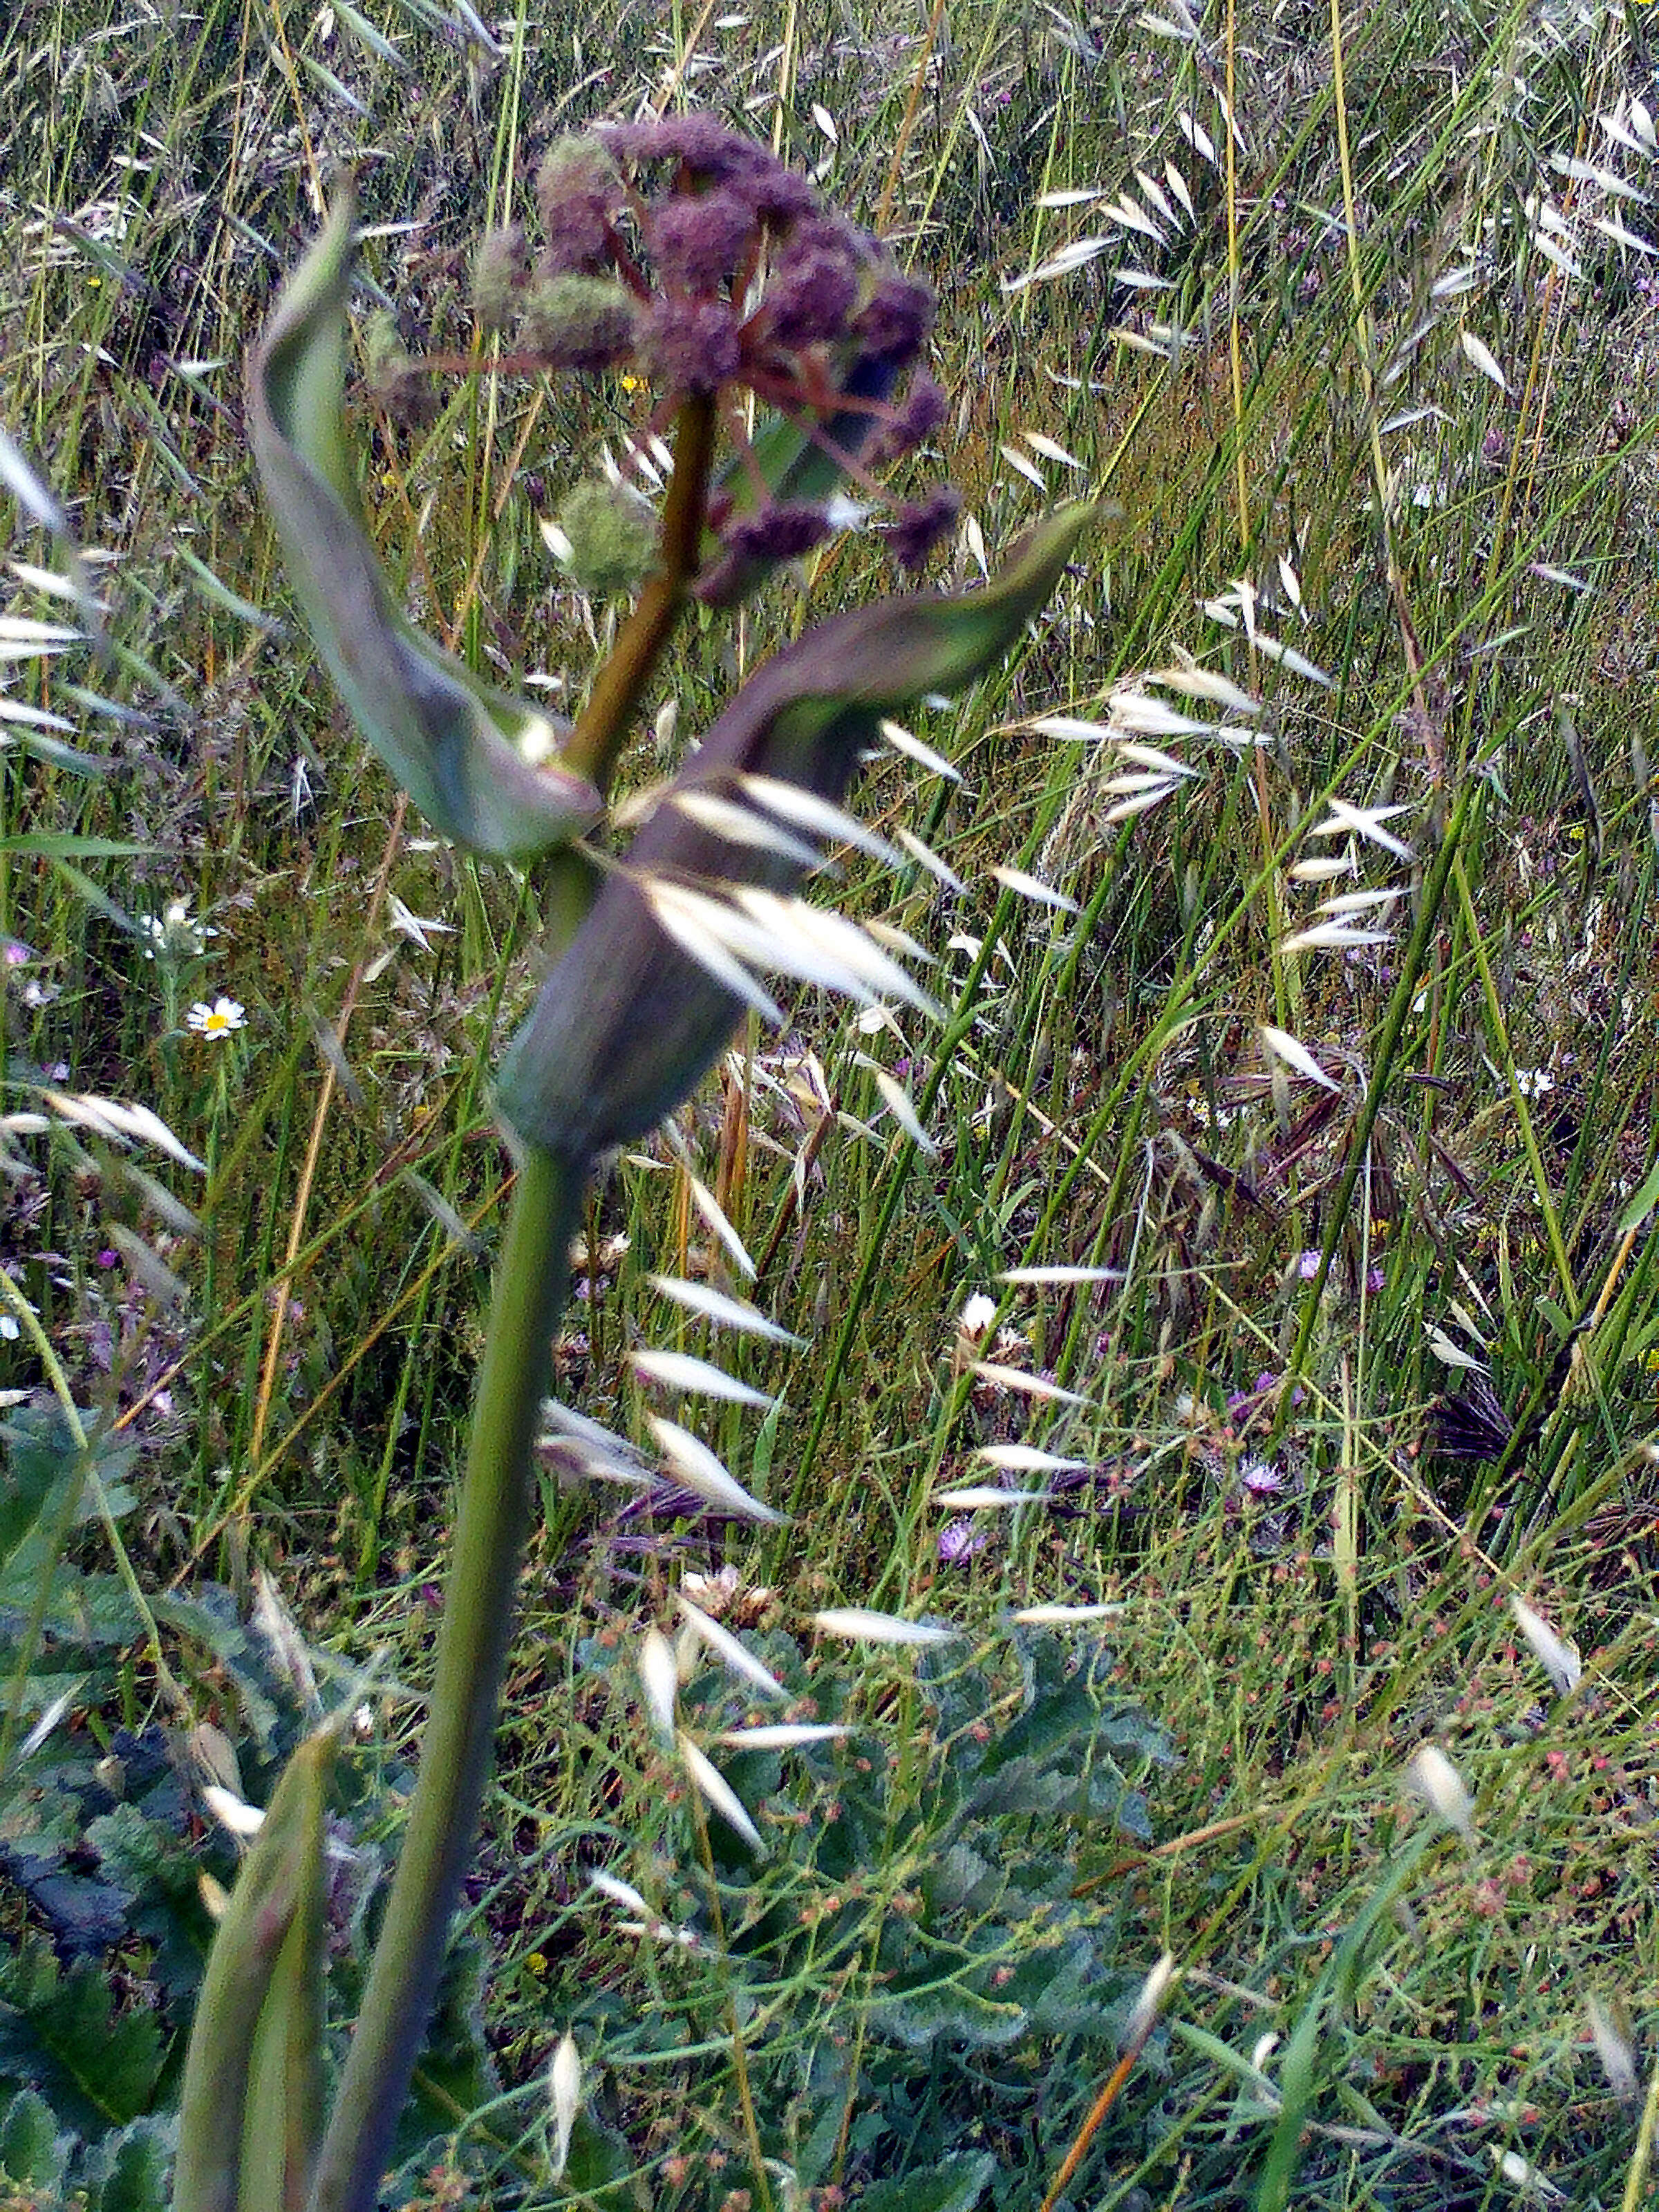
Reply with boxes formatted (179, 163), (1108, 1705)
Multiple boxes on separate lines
(247, 184), (601, 863)
(497, 503), (1093, 1158)
(174, 1729), (336, 2212)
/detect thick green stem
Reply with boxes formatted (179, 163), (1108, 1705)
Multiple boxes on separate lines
(309, 1145), (583, 2212)
(561, 391), (717, 794)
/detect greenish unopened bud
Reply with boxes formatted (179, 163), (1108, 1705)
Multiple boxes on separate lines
(473, 224), (528, 330)
(523, 272), (637, 373)
(556, 480), (659, 599)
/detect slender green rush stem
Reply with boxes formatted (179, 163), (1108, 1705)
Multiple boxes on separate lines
(310, 1145), (584, 2212)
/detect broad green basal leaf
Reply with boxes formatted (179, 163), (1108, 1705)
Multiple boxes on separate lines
(247, 183), (601, 863)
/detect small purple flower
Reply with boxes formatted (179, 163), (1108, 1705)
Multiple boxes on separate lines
(938, 1517), (991, 1565)
(1297, 1248), (1322, 1280)
(1239, 1457), (1284, 1497)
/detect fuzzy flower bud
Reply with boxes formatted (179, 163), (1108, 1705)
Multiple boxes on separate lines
(641, 296), (742, 393)
(852, 270), (935, 368)
(753, 242), (862, 351)
(534, 136), (621, 274)
(880, 373), (947, 460)
(522, 273), (637, 373)
(554, 480), (659, 599)
(695, 500), (834, 606)
(472, 224), (528, 330)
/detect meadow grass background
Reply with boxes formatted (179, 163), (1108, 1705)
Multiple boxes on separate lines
(3, 0), (1659, 2203)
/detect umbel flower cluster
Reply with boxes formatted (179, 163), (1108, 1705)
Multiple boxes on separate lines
(472, 112), (959, 602)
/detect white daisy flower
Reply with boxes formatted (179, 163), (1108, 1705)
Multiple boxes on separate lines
(187, 996), (246, 1040)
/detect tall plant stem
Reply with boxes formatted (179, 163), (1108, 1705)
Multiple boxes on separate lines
(562, 391), (717, 793)
(310, 1145), (584, 2212)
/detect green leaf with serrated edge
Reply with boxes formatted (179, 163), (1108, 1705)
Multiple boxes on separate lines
(497, 502), (1091, 1159)
(870, 1975), (1027, 2050)
(174, 1727), (336, 2212)
(247, 182), (601, 863)
(0, 2087), (72, 2191)
(88, 2117), (174, 2212)
(857, 2153), (996, 2212)
(0, 1947), (166, 2132)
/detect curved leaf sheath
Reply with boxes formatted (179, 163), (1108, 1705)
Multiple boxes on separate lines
(247, 185), (602, 863)
(496, 503), (1092, 1161)
(174, 1730), (336, 2212)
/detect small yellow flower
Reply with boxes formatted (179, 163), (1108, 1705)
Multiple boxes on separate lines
(187, 995), (246, 1040)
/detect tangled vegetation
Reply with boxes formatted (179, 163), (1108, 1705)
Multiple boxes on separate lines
(2, 0), (1658, 2204)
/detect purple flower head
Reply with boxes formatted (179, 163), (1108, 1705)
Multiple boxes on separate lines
(852, 270), (935, 368)
(879, 373), (947, 461)
(1239, 1457), (1285, 1497)
(603, 111), (760, 174)
(881, 486), (961, 572)
(648, 190), (757, 294)
(602, 116), (825, 226)
(642, 294), (742, 393)
(695, 500), (834, 606)
(753, 242), (863, 351)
